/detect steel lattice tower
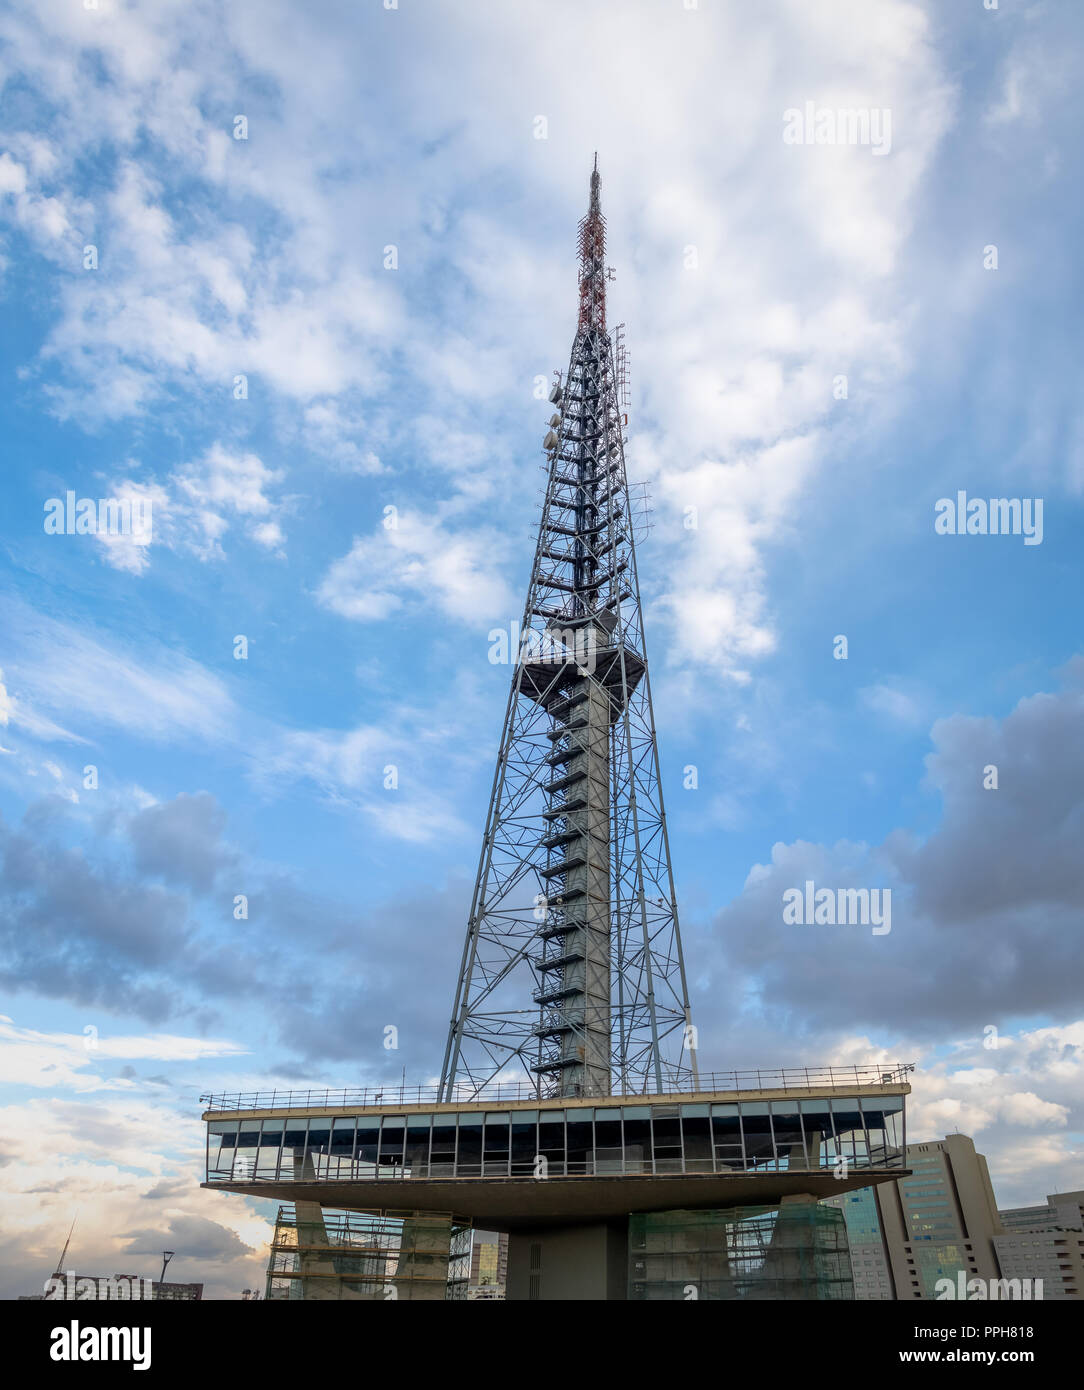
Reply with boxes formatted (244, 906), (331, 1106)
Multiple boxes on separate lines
(439, 158), (698, 1102)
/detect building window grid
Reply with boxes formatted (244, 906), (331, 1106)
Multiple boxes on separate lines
(207, 1095), (903, 1183)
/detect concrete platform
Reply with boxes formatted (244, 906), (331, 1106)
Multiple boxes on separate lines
(202, 1165), (907, 1231)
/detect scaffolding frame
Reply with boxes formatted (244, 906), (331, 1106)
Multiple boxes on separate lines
(629, 1203), (855, 1301)
(265, 1206), (471, 1301)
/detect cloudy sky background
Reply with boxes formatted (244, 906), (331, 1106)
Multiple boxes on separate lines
(1, 0), (1082, 1298)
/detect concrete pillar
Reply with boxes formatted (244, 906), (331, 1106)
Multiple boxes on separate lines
(762, 1193), (852, 1299)
(507, 1222), (628, 1301)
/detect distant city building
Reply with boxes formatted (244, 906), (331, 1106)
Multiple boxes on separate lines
(467, 1283), (505, 1300)
(995, 1191), (1084, 1300)
(825, 1134), (1003, 1298)
(41, 1272), (203, 1301)
(823, 1183), (894, 1299)
(469, 1232), (508, 1297)
(154, 1280), (204, 1301)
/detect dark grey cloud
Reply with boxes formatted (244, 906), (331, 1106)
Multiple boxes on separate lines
(120, 1213), (252, 1263)
(140, 1179), (190, 1201)
(4, 677), (1082, 1081)
(705, 678), (1084, 1042)
(0, 792), (471, 1076)
(128, 792), (237, 894)
(0, 809), (192, 1020)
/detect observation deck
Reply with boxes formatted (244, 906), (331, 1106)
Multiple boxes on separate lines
(201, 1064), (912, 1230)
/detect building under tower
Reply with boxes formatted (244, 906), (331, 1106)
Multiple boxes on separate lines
(201, 159), (913, 1300)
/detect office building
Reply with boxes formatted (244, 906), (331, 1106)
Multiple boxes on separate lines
(826, 1134), (1008, 1298)
(995, 1191), (1084, 1299)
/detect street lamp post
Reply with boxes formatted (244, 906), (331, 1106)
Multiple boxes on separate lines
(157, 1251), (175, 1299)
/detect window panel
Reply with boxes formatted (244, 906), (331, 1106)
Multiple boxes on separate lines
(305, 1122), (331, 1179)
(565, 1118), (593, 1174)
(594, 1112), (622, 1149)
(738, 1102), (773, 1167)
(356, 1123), (380, 1165)
(206, 1131), (222, 1173)
(710, 1109), (741, 1145)
(232, 1121), (262, 1180)
(430, 1122), (457, 1177)
(538, 1115), (565, 1175)
(681, 1114), (712, 1171)
(331, 1118), (355, 1151)
(378, 1119), (404, 1167)
(207, 1127), (231, 1178)
(830, 1099), (869, 1166)
(307, 1122), (330, 1150)
(651, 1115), (681, 1147)
(622, 1117), (650, 1173)
(510, 1113), (539, 1174)
(484, 1114), (510, 1152)
(457, 1121), (482, 1174)
(770, 1107), (803, 1168)
(255, 1126), (282, 1178)
(282, 1122), (308, 1180)
(860, 1098), (891, 1164)
(404, 1119), (430, 1175)
(483, 1113), (510, 1175)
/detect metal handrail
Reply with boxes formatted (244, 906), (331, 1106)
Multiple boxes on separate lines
(200, 1063), (914, 1113)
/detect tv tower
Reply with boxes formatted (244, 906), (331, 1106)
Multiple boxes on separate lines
(200, 158), (914, 1302)
(440, 156), (698, 1101)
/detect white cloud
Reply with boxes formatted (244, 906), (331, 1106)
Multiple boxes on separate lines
(0, 664), (82, 743)
(317, 511), (516, 625)
(860, 681), (925, 726)
(820, 1026), (1083, 1206)
(0, 152), (27, 194)
(300, 400), (386, 475)
(0, 599), (238, 746)
(0, 0), (959, 677)
(0, 1019), (249, 1093)
(173, 444), (285, 557)
(90, 479), (166, 575)
(0, 1090), (267, 1300)
(91, 446), (287, 574)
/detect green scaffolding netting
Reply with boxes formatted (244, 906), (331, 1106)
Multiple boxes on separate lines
(265, 1206), (472, 1301)
(629, 1203), (855, 1301)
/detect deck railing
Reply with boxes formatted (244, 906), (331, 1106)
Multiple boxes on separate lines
(200, 1063), (914, 1113)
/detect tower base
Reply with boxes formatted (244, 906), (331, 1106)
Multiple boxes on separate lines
(505, 1197), (853, 1300)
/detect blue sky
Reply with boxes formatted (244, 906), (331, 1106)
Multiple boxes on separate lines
(0, 0), (1082, 1297)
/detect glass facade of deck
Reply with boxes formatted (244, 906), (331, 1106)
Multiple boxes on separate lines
(206, 1093), (904, 1184)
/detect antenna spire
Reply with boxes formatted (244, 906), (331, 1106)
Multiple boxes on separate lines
(578, 155), (606, 331)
